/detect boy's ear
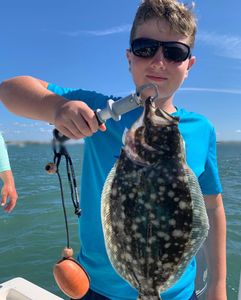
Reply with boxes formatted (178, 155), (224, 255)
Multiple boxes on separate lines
(185, 56), (196, 78)
(126, 49), (132, 71)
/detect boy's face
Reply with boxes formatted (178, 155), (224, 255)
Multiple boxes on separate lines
(126, 18), (195, 103)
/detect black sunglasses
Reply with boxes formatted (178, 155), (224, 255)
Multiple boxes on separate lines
(130, 38), (191, 63)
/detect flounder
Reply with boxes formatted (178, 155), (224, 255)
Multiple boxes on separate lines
(101, 98), (209, 300)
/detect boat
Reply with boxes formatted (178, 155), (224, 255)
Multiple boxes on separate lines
(0, 277), (64, 300)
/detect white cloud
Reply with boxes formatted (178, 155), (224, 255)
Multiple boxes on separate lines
(29, 122), (45, 127)
(39, 128), (52, 133)
(13, 122), (27, 127)
(235, 129), (241, 133)
(12, 121), (50, 128)
(197, 31), (241, 60)
(108, 86), (241, 98)
(56, 24), (131, 37)
(180, 87), (241, 95)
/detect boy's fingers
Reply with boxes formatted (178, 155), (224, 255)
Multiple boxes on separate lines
(78, 108), (99, 134)
(72, 116), (94, 137)
(99, 124), (107, 131)
(56, 124), (87, 140)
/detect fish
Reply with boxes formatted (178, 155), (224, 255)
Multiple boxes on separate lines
(101, 98), (209, 300)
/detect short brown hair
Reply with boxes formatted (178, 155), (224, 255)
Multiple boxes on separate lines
(130, 0), (197, 48)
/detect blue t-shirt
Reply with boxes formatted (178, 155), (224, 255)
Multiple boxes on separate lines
(48, 84), (222, 300)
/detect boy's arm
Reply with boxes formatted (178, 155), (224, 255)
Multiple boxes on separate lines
(0, 76), (60, 123)
(0, 76), (105, 139)
(0, 170), (18, 213)
(204, 194), (227, 300)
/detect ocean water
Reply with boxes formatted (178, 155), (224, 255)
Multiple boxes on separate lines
(0, 142), (240, 299)
(217, 143), (241, 299)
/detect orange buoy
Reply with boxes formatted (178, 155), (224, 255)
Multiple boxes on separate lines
(53, 247), (90, 299)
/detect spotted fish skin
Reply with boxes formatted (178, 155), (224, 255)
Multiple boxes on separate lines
(101, 99), (209, 299)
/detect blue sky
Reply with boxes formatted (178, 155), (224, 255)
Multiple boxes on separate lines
(0, 0), (241, 142)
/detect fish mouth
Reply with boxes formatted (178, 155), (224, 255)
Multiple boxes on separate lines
(145, 98), (179, 125)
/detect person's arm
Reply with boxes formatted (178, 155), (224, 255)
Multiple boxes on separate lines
(0, 76), (105, 139)
(0, 170), (18, 213)
(0, 76), (59, 122)
(204, 193), (227, 300)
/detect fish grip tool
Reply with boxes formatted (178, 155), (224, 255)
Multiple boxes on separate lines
(45, 137), (90, 299)
(54, 83), (160, 142)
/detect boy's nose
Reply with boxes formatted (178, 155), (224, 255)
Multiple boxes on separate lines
(151, 47), (166, 68)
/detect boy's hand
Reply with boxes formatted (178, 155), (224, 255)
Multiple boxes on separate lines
(0, 173), (18, 213)
(54, 100), (106, 140)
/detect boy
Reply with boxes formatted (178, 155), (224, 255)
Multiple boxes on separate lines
(0, 0), (226, 299)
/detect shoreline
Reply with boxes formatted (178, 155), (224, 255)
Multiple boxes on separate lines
(6, 140), (241, 146)
(6, 141), (84, 145)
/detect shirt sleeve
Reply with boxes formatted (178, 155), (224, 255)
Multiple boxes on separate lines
(47, 83), (111, 109)
(198, 127), (222, 195)
(0, 134), (11, 172)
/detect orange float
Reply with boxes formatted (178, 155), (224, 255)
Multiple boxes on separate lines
(53, 247), (90, 299)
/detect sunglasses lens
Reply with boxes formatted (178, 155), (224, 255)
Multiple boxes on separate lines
(163, 43), (190, 62)
(131, 39), (158, 58)
(131, 39), (190, 62)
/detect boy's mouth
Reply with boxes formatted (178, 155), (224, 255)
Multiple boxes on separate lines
(146, 74), (168, 82)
